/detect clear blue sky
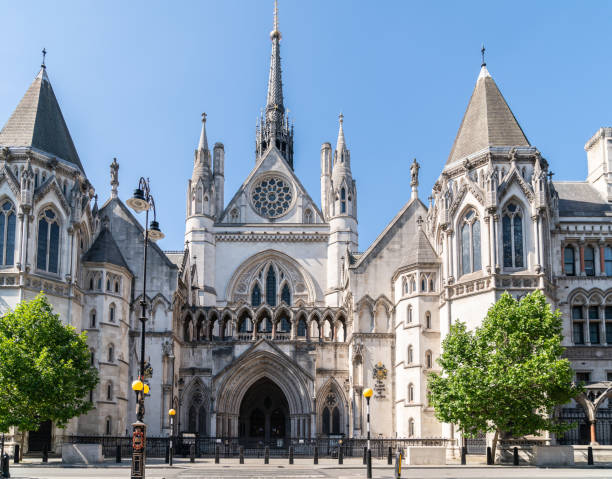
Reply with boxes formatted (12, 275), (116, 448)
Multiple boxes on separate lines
(0, 1), (610, 250)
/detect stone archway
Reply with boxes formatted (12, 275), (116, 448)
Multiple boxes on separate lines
(214, 341), (313, 440)
(239, 377), (289, 446)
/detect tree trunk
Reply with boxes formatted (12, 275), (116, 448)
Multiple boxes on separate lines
(491, 429), (500, 464)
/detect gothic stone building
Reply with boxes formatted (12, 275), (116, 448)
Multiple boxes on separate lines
(0, 12), (611, 453)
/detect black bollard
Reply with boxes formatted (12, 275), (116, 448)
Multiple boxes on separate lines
(513, 447), (519, 466)
(116, 445), (121, 463)
(387, 446), (392, 465)
(165, 444), (169, 464)
(239, 446), (244, 464)
(486, 446), (493, 465)
(190, 444), (195, 463)
(13, 445), (19, 464)
(313, 445), (318, 464)
(587, 446), (594, 465)
(215, 445), (220, 464)
(42, 444), (48, 463)
(338, 445), (343, 465)
(264, 446), (270, 464)
(367, 449), (372, 479)
(363, 446), (367, 465)
(461, 445), (467, 465)
(289, 446), (294, 464)
(1, 453), (10, 479)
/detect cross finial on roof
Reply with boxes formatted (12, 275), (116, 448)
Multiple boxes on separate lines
(481, 44), (486, 67)
(271, 0), (281, 40)
(201, 112), (207, 123)
(41, 48), (47, 69)
(339, 112), (344, 125)
(547, 171), (554, 180)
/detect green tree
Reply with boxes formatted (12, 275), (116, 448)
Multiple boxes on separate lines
(428, 291), (579, 461)
(0, 293), (98, 435)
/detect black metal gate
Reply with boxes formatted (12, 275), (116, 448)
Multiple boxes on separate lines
(558, 407), (612, 445)
(466, 432), (486, 454)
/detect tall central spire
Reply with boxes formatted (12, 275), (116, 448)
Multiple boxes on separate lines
(256, 0), (294, 168)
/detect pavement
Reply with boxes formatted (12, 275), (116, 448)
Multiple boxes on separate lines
(4, 457), (612, 478)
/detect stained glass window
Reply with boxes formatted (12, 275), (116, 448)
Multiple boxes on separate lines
(37, 209), (60, 273)
(266, 267), (276, 306)
(251, 175), (293, 218)
(460, 210), (481, 275)
(281, 283), (291, 305)
(605, 247), (612, 276)
(0, 201), (15, 266)
(251, 283), (261, 307)
(502, 203), (524, 269)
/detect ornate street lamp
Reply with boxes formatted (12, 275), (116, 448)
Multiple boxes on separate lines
(127, 177), (164, 479)
(363, 388), (373, 479)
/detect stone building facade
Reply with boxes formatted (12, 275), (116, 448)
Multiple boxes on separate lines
(0, 8), (610, 452)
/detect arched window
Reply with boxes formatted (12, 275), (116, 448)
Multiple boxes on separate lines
(425, 312), (431, 329)
(322, 407), (331, 435)
(410, 278), (416, 293)
(106, 279), (111, 291)
(106, 382), (113, 400)
(97, 275), (102, 290)
(184, 318), (192, 341)
(408, 418), (415, 437)
(107, 345), (114, 362)
(266, 267), (276, 306)
(340, 188), (346, 214)
(564, 246), (575, 276)
(281, 283), (291, 305)
(421, 278), (426, 291)
(90, 310), (96, 328)
(238, 315), (251, 333)
(251, 283), (262, 307)
(114, 281), (120, 293)
(278, 314), (291, 332)
(332, 407), (340, 434)
(502, 203), (524, 268)
(37, 208), (60, 273)
(460, 209), (481, 275)
(429, 279), (434, 292)
(425, 350), (433, 369)
(105, 417), (112, 435)
(408, 383), (414, 403)
(230, 208), (239, 223)
(109, 304), (115, 322)
(571, 303), (585, 345)
(0, 200), (16, 266)
(407, 345), (413, 364)
(304, 208), (313, 224)
(89, 277), (94, 290)
(297, 318), (307, 337)
(584, 246), (595, 276)
(407, 305), (412, 323)
(605, 246), (612, 276)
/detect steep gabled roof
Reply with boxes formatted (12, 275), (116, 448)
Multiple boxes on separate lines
(399, 226), (439, 267)
(82, 226), (130, 271)
(0, 68), (84, 172)
(446, 65), (529, 167)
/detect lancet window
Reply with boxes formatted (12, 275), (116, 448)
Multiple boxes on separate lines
(37, 208), (60, 273)
(0, 200), (16, 266)
(502, 203), (524, 268)
(460, 209), (481, 275)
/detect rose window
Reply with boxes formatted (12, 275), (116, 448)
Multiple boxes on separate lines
(251, 176), (293, 218)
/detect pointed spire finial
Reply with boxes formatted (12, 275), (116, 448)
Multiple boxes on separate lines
(271, 0), (281, 40)
(339, 112), (344, 126)
(481, 44), (486, 67)
(198, 112), (209, 152)
(41, 48), (47, 69)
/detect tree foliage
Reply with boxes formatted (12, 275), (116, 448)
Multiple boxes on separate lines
(428, 291), (579, 454)
(0, 293), (98, 432)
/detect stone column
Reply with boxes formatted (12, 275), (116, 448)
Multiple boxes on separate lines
(599, 242), (606, 275)
(492, 214), (499, 270)
(271, 318), (277, 340)
(485, 216), (491, 273)
(579, 242), (585, 275)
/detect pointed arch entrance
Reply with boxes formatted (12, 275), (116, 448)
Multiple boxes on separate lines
(214, 342), (313, 441)
(239, 378), (289, 445)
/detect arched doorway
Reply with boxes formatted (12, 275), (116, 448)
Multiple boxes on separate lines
(28, 420), (52, 451)
(238, 377), (289, 447)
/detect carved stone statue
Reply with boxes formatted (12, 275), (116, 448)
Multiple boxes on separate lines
(410, 158), (420, 187)
(110, 158), (119, 199)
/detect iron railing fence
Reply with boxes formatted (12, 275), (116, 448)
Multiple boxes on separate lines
(557, 407), (612, 445)
(64, 436), (453, 459)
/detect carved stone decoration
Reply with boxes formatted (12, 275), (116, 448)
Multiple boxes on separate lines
(161, 339), (174, 358)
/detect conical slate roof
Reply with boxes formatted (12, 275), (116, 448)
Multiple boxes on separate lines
(400, 226), (439, 266)
(446, 65), (529, 166)
(82, 226), (130, 270)
(0, 68), (84, 172)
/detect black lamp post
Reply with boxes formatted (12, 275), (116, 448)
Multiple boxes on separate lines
(126, 177), (164, 479)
